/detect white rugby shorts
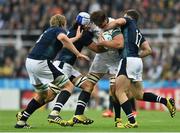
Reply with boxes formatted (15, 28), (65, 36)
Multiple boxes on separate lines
(89, 49), (120, 75)
(26, 58), (67, 86)
(53, 60), (81, 80)
(116, 57), (143, 81)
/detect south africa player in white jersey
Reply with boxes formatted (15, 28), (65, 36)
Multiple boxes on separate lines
(60, 13), (124, 126)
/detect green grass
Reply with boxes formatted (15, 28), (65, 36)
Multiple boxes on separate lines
(0, 109), (180, 132)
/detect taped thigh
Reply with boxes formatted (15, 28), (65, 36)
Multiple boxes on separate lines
(48, 74), (70, 94)
(34, 84), (49, 92)
(74, 76), (87, 88)
(86, 73), (100, 84)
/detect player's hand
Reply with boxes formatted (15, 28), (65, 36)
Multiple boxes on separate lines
(77, 53), (90, 61)
(75, 26), (83, 39)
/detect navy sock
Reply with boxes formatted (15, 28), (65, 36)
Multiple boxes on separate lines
(109, 96), (114, 111)
(112, 100), (121, 121)
(143, 92), (167, 105)
(75, 90), (91, 115)
(53, 90), (71, 112)
(130, 98), (136, 111)
(21, 99), (42, 121)
(121, 100), (135, 124)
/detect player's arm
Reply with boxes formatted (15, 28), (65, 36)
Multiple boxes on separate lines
(57, 33), (90, 61)
(104, 18), (126, 30)
(87, 42), (108, 53)
(69, 26), (83, 43)
(97, 34), (124, 49)
(139, 41), (152, 58)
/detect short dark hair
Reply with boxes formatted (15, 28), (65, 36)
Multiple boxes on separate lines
(90, 10), (107, 26)
(125, 9), (140, 22)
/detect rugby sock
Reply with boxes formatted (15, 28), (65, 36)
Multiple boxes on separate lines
(121, 100), (135, 124)
(52, 90), (71, 113)
(112, 100), (121, 121)
(109, 96), (114, 111)
(130, 98), (136, 111)
(75, 90), (91, 115)
(143, 92), (167, 105)
(20, 99), (42, 121)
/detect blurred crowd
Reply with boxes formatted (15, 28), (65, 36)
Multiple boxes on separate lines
(0, 40), (179, 82)
(0, 0), (179, 82)
(0, 0), (180, 29)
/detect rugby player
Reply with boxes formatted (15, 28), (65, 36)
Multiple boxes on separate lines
(14, 14), (89, 128)
(47, 12), (107, 125)
(98, 9), (176, 128)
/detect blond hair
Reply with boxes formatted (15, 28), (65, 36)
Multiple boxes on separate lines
(49, 14), (66, 27)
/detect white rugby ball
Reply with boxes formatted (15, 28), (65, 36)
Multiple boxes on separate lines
(102, 31), (112, 41)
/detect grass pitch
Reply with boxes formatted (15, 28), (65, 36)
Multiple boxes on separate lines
(0, 109), (179, 132)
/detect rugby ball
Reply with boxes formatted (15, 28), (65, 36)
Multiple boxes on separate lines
(102, 31), (112, 41)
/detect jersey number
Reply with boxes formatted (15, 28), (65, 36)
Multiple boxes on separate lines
(36, 33), (43, 43)
(36, 31), (47, 43)
(135, 30), (142, 47)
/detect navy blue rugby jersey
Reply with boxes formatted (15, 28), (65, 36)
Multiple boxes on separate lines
(57, 27), (93, 65)
(120, 17), (146, 58)
(28, 27), (66, 60)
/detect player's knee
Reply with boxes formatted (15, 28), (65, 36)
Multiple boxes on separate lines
(44, 94), (56, 103)
(45, 89), (57, 103)
(134, 92), (143, 100)
(62, 81), (74, 93)
(80, 80), (94, 93)
(34, 92), (47, 104)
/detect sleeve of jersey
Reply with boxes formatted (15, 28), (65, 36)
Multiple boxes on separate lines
(140, 34), (146, 46)
(112, 28), (122, 38)
(81, 31), (94, 46)
(55, 28), (67, 36)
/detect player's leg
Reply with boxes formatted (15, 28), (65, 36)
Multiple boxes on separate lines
(115, 75), (138, 128)
(48, 62), (81, 125)
(102, 95), (114, 117)
(71, 72), (103, 125)
(15, 84), (56, 128)
(64, 55), (108, 126)
(105, 76), (122, 127)
(15, 59), (57, 128)
(91, 84), (100, 109)
(108, 63), (122, 124)
(102, 77), (114, 117)
(131, 81), (176, 118)
(126, 91), (138, 117)
(48, 79), (74, 124)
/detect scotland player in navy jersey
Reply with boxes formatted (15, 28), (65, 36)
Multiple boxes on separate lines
(47, 12), (107, 125)
(98, 9), (176, 128)
(14, 14), (89, 128)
